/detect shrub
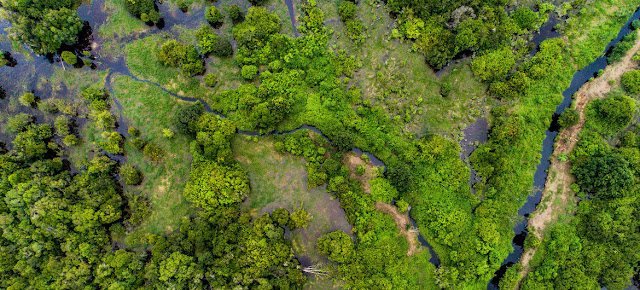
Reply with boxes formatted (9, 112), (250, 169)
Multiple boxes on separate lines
(212, 37), (233, 57)
(19, 93), (36, 107)
(271, 208), (290, 227)
(344, 19), (364, 41)
(289, 208), (311, 230)
(177, 0), (189, 13)
(158, 40), (186, 67)
(93, 110), (117, 130)
(204, 74), (218, 87)
(54, 116), (71, 136)
(120, 164), (142, 185)
(241, 65), (258, 80)
(316, 231), (354, 263)
(512, 7), (537, 31)
(100, 132), (125, 155)
(143, 143), (164, 161)
(162, 128), (174, 139)
(61, 51), (77, 65)
(128, 127), (140, 136)
(124, 0), (155, 17)
(130, 138), (147, 150)
(621, 70), (640, 94)
(38, 99), (59, 114)
(356, 164), (366, 175)
(338, 1), (357, 21)
(228, 5), (243, 22)
(591, 94), (636, 134)
(205, 6), (223, 25)
(441, 82), (452, 97)
(7, 114), (34, 133)
(619, 132), (636, 147)
(558, 108), (579, 128)
(63, 134), (80, 146)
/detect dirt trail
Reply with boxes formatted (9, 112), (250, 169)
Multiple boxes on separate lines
(374, 201), (421, 256)
(517, 30), (640, 286)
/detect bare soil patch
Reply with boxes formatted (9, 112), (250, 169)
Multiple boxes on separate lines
(374, 201), (421, 256)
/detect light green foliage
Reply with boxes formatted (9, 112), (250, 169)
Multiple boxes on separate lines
(271, 208), (290, 227)
(7, 113), (34, 133)
(99, 132), (125, 155)
(204, 74), (218, 87)
(241, 65), (258, 80)
(158, 40), (205, 76)
(355, 164), (366, 175)
(143, 143), (164, 161)
(205, 6), (223, 24)
(316, 230), (354, 263)
(19, 93), (36, 107)
(621, 70), (640, 94)
(620, 131), (636, 147)
(54, 115), (71, 136)
(158, 252), (201, 285)
(61, 51), (77, 65)
(162, 128), (174, 139)
(184, 160), (250, 210)
(608, 31), (638, 64)
(120, 163), (142, 185)
(499, 264), (523, 290)
(523, 233), (540, 250)
(63, 134), (81, 146)
(128, 127), (140, 136)
(370, 177), (399, 203)
(471, 48), (516, 82)
(92, 110), (117, 130)
(396, 199), (409, 213)
(191, 113), (236, 162)
(289, 208), (311, 229)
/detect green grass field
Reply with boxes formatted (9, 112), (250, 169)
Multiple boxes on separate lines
(232, 136), (349, 289)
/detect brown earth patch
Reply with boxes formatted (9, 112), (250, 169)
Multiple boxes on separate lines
(343, 153), (376, 194)
(374, 202), (421, 256)
(517, 30), (640, 287)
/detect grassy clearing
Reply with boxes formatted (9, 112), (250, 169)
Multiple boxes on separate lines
(232, 136), (350, 289)
(564, 0), (640, 68)
(109, 75), (195, 235)
(317, 0), (490, 136)
(98, 0), (151, 54)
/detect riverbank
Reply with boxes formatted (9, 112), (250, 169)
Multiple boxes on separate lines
(517, 29), (640, 287)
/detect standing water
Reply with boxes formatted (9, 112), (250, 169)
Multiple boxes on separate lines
(488, 6), (640, 289)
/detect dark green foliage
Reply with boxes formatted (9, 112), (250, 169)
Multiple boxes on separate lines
(558, 108), (579, 128)
(588, 93), (635, 134)
(608, 31), (638, 63)
(228, 5), (244, 22)
(270, 208), (290, 227)
(499, 264), (523, 290)
(191, 113), (236, 162)
(38, 98), (59, 114)
(619, 131), (636, 147)
(489, 71), (531, 99)
(387, 163), (413, 193)
(120, 163), (142, 185)
(129, 137), (147, 150)
(173, 102), (205, 134)
(54, 115), (72, 136)
(574, 153), (634, 199)
(316, 230), (354, 263)
(177, 0), (189, 13)
(124, 0), (156, 18)
(441, 82), (452, 97)
(512, 7), (537, 31)
(127, 193), (150, 225)
(143, 143), (164, 161)
(621, 69), (640, 94)
(338, 1), (357, 21)
(61, 51), (77, 65)
(3, 5), (84, 54)
(248, 0), (269, 6)
(205, 6), (223, 25)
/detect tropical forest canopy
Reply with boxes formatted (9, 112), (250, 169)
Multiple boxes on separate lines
(0, 0), (639, 289)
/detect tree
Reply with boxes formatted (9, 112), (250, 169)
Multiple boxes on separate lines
(183, 161), (250, 210)
(19, 93), (36, 107)
(173, 102), (205, 134)
(316, 230), (354, 263)
(242, 65), (258, 80)
(204, 74), (218, 87)
(574, 153), (634, 199)
(7, 114), (34, 133)
(559, 108), (579, 128)
(271, 208), (290, 227)
(338, 1), (357, 21)
(592, 94), (635, 134)
(621, 70), (640, 94)
(512, 7), (537, 31)
(158, 252), (202, 286)
(6, 7), (84, 54)
(205, 6), (223, 25)
(228, 5), (244, 22)
(158, 40), (187, 67)
(289, 208), (311, 229)
(471, 48), (516, 82)
(120, 164), (142, 185)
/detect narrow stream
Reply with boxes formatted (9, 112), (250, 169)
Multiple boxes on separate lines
(488, 6), (640, 289)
